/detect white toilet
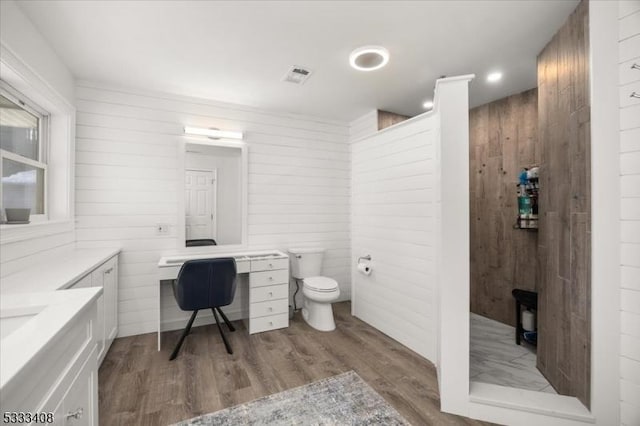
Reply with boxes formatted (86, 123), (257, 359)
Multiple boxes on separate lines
(288, 248), (340, 331)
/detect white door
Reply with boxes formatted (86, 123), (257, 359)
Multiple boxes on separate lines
(185, 169), (216, 240)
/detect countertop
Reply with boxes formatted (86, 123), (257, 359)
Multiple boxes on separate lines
(1, 247), (120, 294)
(158, 249), (288, 267)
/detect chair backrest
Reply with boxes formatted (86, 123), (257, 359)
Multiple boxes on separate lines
(186, 239), (217, 247)
(174, 258), (237, 311)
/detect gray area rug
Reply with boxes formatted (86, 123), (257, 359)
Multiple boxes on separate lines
(173, 371), (410, 425)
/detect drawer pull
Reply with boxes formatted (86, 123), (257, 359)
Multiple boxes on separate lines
(268, 292), (273, 297)
(269, 263), (273, 268)
(65, 408), (83, 420)
(269, 321), (273, 326)
(268, 307), (273, 312)
(268, 276), (273, 281)
(632, 63), (640, 71)
(631, 91), (640, 99)
(104, 267), (114, 274)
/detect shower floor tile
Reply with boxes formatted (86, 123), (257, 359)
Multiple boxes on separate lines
(470, 313), (556, 394)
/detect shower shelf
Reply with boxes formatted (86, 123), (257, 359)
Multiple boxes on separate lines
(514, 218), (538, 230)
(515, 169), (539, 231)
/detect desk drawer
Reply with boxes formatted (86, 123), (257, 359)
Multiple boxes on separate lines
(620, 58), (640, 86)
(250, 298), (288, 319)
(251, 257), (288, 272)
(249, 313), (288, 334)
(250, 269), (289, 288)
(250, 284), (288, 303)
(621, 80), (640, 108)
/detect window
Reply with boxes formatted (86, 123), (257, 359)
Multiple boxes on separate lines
(0, 81), (48, 222)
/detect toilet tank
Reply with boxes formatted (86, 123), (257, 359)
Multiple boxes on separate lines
(288, 248), (325, 279)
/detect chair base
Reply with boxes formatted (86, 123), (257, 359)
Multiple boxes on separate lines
(169, 307), (236, 360)
(169, 310), (199, 360)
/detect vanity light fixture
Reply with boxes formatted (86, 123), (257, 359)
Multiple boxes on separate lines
(422, 100), (434, 109)
(349, 46), (390, 72)
(183, 126), (243, 140)
(487, 71), (503, 83)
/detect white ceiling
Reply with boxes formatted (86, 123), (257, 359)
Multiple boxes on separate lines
(18, 0), (579, 122)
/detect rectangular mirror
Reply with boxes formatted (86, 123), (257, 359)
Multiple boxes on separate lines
(177, 139), (247, 250)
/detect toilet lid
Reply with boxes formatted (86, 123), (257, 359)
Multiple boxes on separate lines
(303, 276), (338, 292)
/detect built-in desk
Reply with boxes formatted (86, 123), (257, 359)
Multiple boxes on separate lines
(157, 250), (290, 351)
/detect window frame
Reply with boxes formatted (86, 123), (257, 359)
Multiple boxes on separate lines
(0, 80), (50, 222)
(0, 44), (75, 246)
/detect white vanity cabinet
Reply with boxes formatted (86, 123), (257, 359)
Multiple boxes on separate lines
(1, 291), (101, 426)
(0, 249), (119, 426)
(70, 255), (118, 365)
(247, 258), (290, 334)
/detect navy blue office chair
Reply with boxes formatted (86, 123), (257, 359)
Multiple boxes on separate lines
(170, 258), (237, 360)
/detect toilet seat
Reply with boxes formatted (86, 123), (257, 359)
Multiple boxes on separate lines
(303, 276), (338, 293)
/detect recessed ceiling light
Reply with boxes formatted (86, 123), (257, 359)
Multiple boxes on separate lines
(349, 46), (390, 72)
(422, 100), (434, 109)
(487, 72), (503, 83)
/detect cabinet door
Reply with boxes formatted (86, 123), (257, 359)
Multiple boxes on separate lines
(91, 269), (105, 362)
(44, 396), (65, 426)
(62, 355), (97, 426)
(103, 258), (118, 345)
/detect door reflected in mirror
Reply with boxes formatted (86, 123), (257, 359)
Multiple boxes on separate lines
(184, 143), (242, 246)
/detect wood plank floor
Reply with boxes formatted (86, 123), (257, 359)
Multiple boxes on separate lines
(99, 302), (488, 425)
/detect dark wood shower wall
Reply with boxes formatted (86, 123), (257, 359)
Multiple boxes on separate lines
(377, 110), (410, 130)
(469, 89), (539, 327)
(536, 0), (591, 407)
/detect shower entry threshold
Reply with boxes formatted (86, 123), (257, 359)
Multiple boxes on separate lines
(469, 382), (595, 424)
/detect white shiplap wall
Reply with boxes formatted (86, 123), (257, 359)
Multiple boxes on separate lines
(349, 110), (378, 141)
(619, 2), (640, 425)
(74, 82), (351, 337)
(351, 114), (437, 361)
(1, 232), (75, 279)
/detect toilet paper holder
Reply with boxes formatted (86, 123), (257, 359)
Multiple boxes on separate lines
(357, 255), (372, 264)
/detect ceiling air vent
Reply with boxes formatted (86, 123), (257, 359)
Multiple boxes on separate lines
(282, 65), (312, 85)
